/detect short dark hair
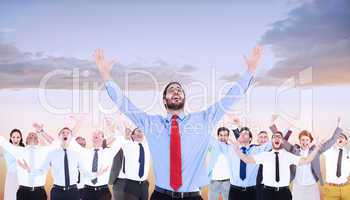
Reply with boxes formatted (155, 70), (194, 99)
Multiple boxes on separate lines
(272, 131), (283, 138)
(340, 133), (348, 140)
(217, 127), (230, 136)
(162, 82), (184, 99)
(240, 127), (253, 138)
(258, 130), (267, 135)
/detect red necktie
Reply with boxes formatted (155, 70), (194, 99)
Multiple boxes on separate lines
(170, 115), (182, 191)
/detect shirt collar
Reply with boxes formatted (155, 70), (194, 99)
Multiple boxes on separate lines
(164, 112), (186, 123)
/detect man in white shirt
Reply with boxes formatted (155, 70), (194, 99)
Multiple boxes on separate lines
(75, 130), (122, 200)
(323, 132), (350, 200)
(232, 131), (321, 200)
(207, 127), (231, 200)
(118, 128), (151, 200)
(19, 127), (107, 200)
(0, 132), (55, 200)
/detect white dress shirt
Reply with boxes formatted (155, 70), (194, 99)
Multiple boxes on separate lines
(71, 136), (123, 187)
(118, 139), (151, 182)
(211, 154), (231, 181)
(295, 149), (316, 186)
(253, 149), (300, 187)
(34, 146), (91, 186)
(0, 136), (57, 187)
(324, 147), (350, 184)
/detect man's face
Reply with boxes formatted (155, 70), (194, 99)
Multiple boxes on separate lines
(76, 137), (86, 148)
(92, 131), (104, 147)
(238, 130), (251, 144)
(59, 128), (72, 143)
(272, 133), (283, 150)
(26, 132), (39, 146)
(163, 83), (185, 111)
(336, 134), (348, 148)
(218, 130), (229, 143)
(131, 128), (144, 142)
(257, 132), (269, 145)
(299, 135), (311, 150)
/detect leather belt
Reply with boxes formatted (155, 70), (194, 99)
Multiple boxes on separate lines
(84, 184), (109, 191)
(19, 185), (45, 192)
(155, 186), (200, 198)
(263, 185), (289, 191)
(53, 184), (77, 191)
(230, 184), (256, 192)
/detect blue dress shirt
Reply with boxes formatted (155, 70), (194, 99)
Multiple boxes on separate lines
(105, 71), (253, 192)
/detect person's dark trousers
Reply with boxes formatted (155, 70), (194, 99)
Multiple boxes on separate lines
(255, 164), (264, 200)
(79, 188), (84, 200)
(150, 190), (203, 200)
(228, 185), (256, 200)
(50, 185), (80, 200)
(81, 185), (111, 200)
(118, 179), (149, 200)
(262, 186), (292, 200)
(112, 178), (126, 200)
(16, 186), (47, 200)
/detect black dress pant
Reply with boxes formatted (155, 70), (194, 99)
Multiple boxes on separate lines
(50, 186), (80, 200)
(16, 186), (47, 200)
(150, 190), (203, 200)
(81, 185), (111, 200)
(114, 179), (149, 200)
(262, 187), (292, 200)
(228, 185), (256, 200)
(112, 178), (127, 200)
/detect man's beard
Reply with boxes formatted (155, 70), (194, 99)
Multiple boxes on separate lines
(165, 98), (185, 110)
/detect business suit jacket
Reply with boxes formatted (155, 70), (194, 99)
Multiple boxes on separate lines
(282, 127), (343, 185)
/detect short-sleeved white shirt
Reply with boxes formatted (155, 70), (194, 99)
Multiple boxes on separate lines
(253, 149), (300, 187)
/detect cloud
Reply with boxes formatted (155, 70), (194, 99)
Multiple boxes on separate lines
(259, 0), (350, 86)
(0, 42), (198, 90)
(0, 28), (16, 33)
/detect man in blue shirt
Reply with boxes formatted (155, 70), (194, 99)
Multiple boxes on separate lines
(227, 127), (271, 200)
(94, 45), (262, 199)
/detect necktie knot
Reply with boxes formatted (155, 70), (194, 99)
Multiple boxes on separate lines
(274, 152), (279, 155)
(94, 149), (99, 152)
(241, 146), (247, 153)
(171, 115), (178, 120)
(63, 148), (67, 152)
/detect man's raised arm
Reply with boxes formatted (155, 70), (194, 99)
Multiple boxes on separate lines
(203, 45), (262, 125)
(94, 49), (148, 130)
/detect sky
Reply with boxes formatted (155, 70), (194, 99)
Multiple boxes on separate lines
(0, 0), (349, 144)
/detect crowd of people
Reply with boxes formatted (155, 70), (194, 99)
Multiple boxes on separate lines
(0, 46), (349, 200)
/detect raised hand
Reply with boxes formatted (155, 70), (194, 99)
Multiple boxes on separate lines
(17, 159), (31, 172)
(32, 123), (44, 133)
(271, 114), (279, 124)
(93, 49), (118, 81)
(244, 45), (263, 75)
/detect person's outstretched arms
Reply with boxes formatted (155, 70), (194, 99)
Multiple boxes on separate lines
(0, 136), (22, 157)
(94, 49), (148, 130)
(33, 123), (55, 144)
(229, 138), (256, 164)
(319, 117), (343, 153)
(298, 142), (322, 165)
(204, 45), (262, 125)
